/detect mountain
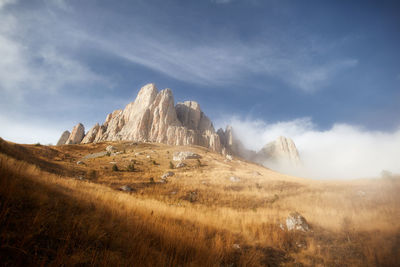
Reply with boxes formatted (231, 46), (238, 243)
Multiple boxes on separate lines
(57, 83), (301, 168)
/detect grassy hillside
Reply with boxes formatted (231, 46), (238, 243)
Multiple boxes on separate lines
(0, 138), (399, 266)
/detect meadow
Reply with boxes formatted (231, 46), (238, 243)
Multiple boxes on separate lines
(0, 138), (399, 266)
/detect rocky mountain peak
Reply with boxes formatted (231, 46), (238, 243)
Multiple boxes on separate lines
(258, 136), (301, 165)
(65, 123), (85, 144)
(56, 83), (301, 170)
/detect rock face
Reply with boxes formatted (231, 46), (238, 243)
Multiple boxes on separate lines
(81, 123), (99, 144)
(56, 130), (70, 145)
(82, 83), (222, 152)
(256, 136), (301, 166)
(66, 123), (85, 144)
(217, 126), (256, 159)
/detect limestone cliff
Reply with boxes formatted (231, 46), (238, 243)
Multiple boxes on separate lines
(78, 83), (222, 152)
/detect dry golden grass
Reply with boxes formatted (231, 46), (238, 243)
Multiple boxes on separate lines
(0, 138), (399, 266)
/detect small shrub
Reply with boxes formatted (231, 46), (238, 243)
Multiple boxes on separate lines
(127, 163), (135, 172)
(106, 152), (111, 157)
(112, 164), (119, 172)
(197, 159), (202, 167)
(34, 142), (41, 146)
(152, 160), (158, 165)
(88, 170), (97, 180)
(149, 177), (155, 184)
(169, 161), (174, 169)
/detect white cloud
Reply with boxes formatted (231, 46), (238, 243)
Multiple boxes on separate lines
(0, 3), (107, 98)
(223, 116), (400, 179)
(0, 0), (16, 9)
(0, 114), (64, 145)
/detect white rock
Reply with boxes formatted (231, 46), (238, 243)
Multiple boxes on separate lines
(286, 212), (310, 231)
(257, 136), (301, 166)
(229, 176), (240, 182)
(66, 123), (85, 144)
(176, 162), (186, 168)
(81, 123), (100, 144)
(106, 145), (117, 153)
(56, 130), (70, 145)
(161, 171), (175, 179)
(119, 185), (133, 192)
(83, 83), (223, 152)
(173, 151), (201, 161)
(226, 154), (233, 161)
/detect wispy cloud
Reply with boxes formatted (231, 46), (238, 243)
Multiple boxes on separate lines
(223, 116), (400, 179)
(0, 2), (108, 98)
(0, 0), (16, 9)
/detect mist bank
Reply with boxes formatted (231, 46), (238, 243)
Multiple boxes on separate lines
(220, 116), (400, 179)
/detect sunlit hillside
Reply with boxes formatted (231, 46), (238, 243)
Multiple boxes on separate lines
(0, 138), (399, 266)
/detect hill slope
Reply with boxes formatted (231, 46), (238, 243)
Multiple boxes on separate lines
(0, 138), (399, 266)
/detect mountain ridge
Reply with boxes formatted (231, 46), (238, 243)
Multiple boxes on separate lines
(57, 83), (301, 167)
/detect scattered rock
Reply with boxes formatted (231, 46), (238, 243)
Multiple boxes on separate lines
(232, 244), (241, 250)
(286, 212), (310, 232)
(135, 152), (143, 156)
(106, 145), (117, 153)
(357, 190), (366, 197)
(77, 176), (85, 181)
(229, 176), (240, 182)
(82, 151), (107, 159)
(252, 171), (262, 176)
(173, 151), (201, 161)
(146, 155), (151, 159)
(160, 178), (168, 184)
(176, 162), (186, 168)
(226, 154), (233, 161)
(119, 185), (134, 192)
(109, 161), (117, 164)
(76, 161), (85, 165)
(161, 172), (175, 179)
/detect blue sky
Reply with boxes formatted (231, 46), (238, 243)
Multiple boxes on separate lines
(0, 0), (399, 146)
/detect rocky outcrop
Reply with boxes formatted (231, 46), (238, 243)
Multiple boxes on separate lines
(56, 130), (70, 145)
(66, 123), (85, 144)
(217, 126), (256, 159)
(256, 136), (301, 166)
(56, 83), (302, 171)
(84, 83), (222, 152)
(81, 123), (100, 144)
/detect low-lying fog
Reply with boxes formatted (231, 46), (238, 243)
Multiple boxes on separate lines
(222, 117), (400, 180)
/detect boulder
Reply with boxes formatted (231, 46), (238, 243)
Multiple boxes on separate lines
(286, 212), (310, 231)
(106, 145), (117, 153)
(161, 171), (175, 179)
(229, 176), (240, 182)
(56, 130), (70, 145)
(176, 162), (186, 168)
(119, 185), (134, 192)
(66, 123), (85, 144)
(173, 151), (201, 161)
